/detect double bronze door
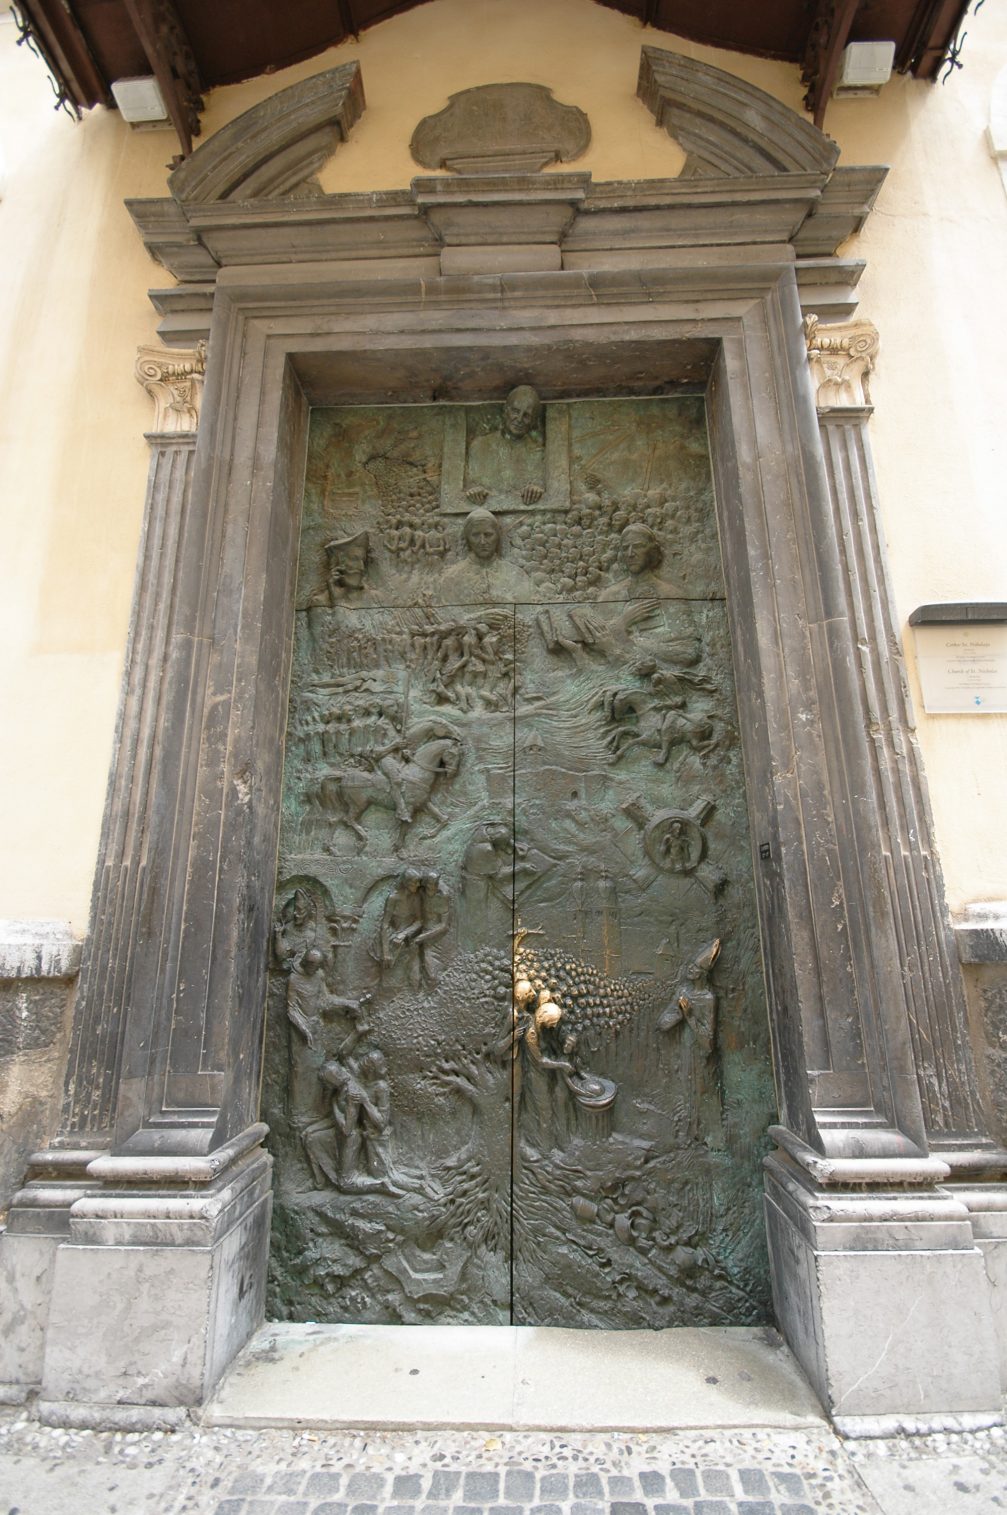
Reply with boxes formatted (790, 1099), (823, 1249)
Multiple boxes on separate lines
(264, 395), (773, 1328)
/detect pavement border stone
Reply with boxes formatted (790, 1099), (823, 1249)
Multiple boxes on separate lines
(1, 1406), (1006, 1515)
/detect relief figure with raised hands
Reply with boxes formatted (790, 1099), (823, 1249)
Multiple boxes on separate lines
(465, 385), (546, 509)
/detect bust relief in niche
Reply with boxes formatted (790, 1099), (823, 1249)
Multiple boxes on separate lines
(441, 385), (571, 516)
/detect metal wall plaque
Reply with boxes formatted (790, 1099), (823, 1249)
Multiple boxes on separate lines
(914, 624), (1007, 713)
(263, 393), (775, 1329)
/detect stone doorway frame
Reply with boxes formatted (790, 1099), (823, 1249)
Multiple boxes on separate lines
(3, 51), (1005, 1431)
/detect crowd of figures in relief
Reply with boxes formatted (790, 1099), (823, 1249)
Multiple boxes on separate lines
(262, 392), (776, 1328)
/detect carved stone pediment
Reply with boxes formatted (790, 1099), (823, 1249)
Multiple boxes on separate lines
(410, 83), (590, 174)
(637, 46), (839, 178)
(167, 63), (365, 204)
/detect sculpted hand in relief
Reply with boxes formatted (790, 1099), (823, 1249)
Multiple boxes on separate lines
(465, 385), (546, 508)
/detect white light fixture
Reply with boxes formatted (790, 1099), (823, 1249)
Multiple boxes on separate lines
(111, 76), (168, 123)
(836, 41), (896, 95)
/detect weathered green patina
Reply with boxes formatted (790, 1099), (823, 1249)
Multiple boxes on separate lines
(263, 394), (774, 1327)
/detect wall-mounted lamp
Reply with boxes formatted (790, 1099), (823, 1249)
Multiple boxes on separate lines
(835, 41), (896, 97)
(110, 76), (169, 124)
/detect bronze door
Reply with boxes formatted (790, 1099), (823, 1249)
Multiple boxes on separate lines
(264, 395), (775, 1328)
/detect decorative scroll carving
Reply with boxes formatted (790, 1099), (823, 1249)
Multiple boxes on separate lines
(804, 314), (879, 408)
(135, 341), (207, 433)
(411, 83), (590, 175)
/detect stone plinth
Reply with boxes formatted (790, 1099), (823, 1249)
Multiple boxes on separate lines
(0, 921), (81, 1219)
(34, 1142), (271, 1415)
(764, 1151), (1004, 1434)
(0, 1149), (99, 1401)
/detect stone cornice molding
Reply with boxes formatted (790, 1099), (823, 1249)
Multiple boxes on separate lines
(804, 313), (879, 408)
(126, 47), (887, 333)
(637, 45), (839, 178)
(0, 919), (81, 979)
(167, 63), (365, 205)
(132, 172), (835, 279)
(135, 340), (207, 433)
(633, 46), (885, 259)
(955, 902), (1007, 965)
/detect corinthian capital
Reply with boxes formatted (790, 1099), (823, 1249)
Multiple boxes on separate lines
(804, 315), (879, 409)
(135, 341), (208, 434)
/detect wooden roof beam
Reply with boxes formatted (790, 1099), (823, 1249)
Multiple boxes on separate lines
(11, 0), (109, 111)
(121, 0), (203, 158)
(802, 0), (863, 131)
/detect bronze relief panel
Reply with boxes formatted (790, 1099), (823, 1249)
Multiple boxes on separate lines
(263, 394), (775, 1327)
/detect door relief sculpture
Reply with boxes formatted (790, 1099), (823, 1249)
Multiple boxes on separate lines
(263, 393), (775, 1327)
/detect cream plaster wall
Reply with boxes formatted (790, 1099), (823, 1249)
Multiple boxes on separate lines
(0, 0), (1004, 926)
(0, 15), (175, 923)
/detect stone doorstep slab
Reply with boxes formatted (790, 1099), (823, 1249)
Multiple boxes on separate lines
(202, 1322), (825, 1432)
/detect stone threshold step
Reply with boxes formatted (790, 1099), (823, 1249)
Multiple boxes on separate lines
(204, 1322), (825, 1432)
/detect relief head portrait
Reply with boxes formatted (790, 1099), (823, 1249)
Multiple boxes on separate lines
(464, 385), (547, 511)
(438, 507), (541, 603)
(598, 522), (685, 601)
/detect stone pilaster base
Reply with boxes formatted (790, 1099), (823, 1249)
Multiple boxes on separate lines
(0, 1150), (100, 1400)
(28, 1139), (271, 1414)
(764, 1151), (1005, 1434)
(947, 1182), (1007, 1391)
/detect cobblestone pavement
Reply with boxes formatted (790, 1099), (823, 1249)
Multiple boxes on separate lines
(2, 1412), (1006, 1515)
